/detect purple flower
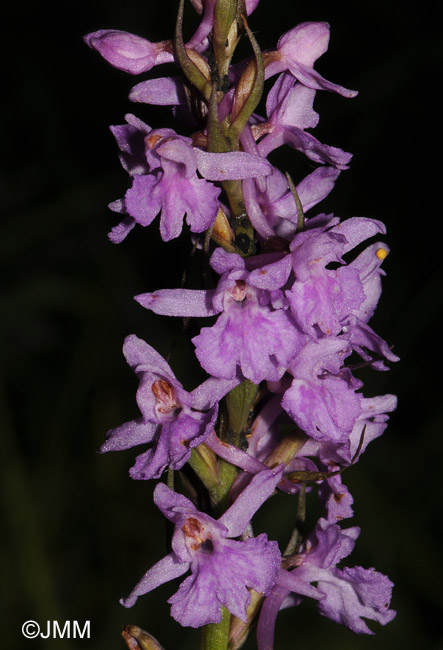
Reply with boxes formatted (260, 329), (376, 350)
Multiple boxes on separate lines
(257, 518), (395, 648)
(282, 338), (363, 443)
(344, 241), (391, 324)
(298, 393), (398, 468)
(84, 10), (214, 76)
(108, 122), (273, 242)
(285, 216), (386, 338)
(135, 248), (305, 383)
(258, 73), (353, 169)
(111, 127), (221, 242)
(120, 467), (284, 627)
(100, 335), (236, 480)
(265, 22), (358, 99)
(317, 474), (355, 523)
(241, 215), (391, 342)
(245, 165), (341, 240)
(83, 30), (174, 74)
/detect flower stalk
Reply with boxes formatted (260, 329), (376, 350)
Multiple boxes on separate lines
(200, 605), (231, 650)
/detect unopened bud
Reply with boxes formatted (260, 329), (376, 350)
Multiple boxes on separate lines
(265, 429), (308, 468)
(212, 206), (236, 250)
(192, 442), (219, 478)
(122, 625), (165, 650)
(84, 30), (173, 75)
(228, 590), (263, 650)
(230, 16), (264, 141)
(225, 379), (258, 437)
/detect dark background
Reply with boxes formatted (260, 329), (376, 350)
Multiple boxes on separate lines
(2, 1), (442, 648)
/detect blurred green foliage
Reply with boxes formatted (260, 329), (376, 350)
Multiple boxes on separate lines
(2, 1), (442, 648)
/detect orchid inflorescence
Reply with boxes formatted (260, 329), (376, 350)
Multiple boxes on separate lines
(85, 2), (398, 648)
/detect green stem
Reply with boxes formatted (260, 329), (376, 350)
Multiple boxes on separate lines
(188, 442), (236, 515)
(225, 379), (258, 440)
(201, 606), (231, 650)
(195, 380), (259, 648)
(188, 446), (219, 494)
(211, 458), (239, 517)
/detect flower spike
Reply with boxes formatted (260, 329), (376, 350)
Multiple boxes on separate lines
(86, 1), (397, 647)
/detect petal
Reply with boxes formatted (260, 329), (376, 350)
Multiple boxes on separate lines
(108, 215), (136, 243)
(268, 76), (319, 130)
(300, 518), (359, 569)
(219, 466), (284, 537)
(177, 176), (221, 235)
(193, 300), (303, 383)
(168, 534), (281, 626)
(337, 566), (396, 626)
(318, 474), (354, 523)
(135, 288), (219, 317)
(158, 180), (207, 241)
(153, 482), (198, 521)
(257, 584), (290, 650)
(343, 319), (399, 365)
(296, 167), (341, 213)
(129, 439), (167, 480)
(282, 377), (360, 442)
(100, 418), (157, 452)
(195, 149), (272, 181)
(287, 274), (337, 336)
(190, 377), (240, 410)
(167, 410), (217, 468)
(120, 553), (189, 608)
(331, 217), (386, 253)
(210, 247), (245, 275)
(186, 0), (216, 49)
(315, 566), (396, 633)
(125, 174), (162, 225)
(242, 177), (276, 238)
(247, 255), (292, 291)
(130, 77), (186, 105)
(286, 61), (358, 98)
(277, 22), (330, 68)
(156, 138), (197, 176)
(205, 429), (269, 474)
(192, 313), (240, 380)
(110, 120), (150, 175)
(282, 127), (353, 169)
(266, 73), (297, 119)
(167, 566), (224, 627)
(276, 568), (322, 600)
(122, 334), (174, 374)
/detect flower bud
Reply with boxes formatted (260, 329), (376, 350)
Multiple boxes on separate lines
(228, 590), (263, 650)
(212, 206), (236, 251)
(265, 429), (308, 468)
(121, 625), (165, 650)
(84, 30), (162, 74)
